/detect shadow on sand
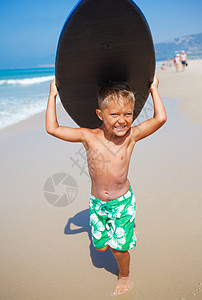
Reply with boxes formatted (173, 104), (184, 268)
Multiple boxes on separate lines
(64, 209), (118, 275)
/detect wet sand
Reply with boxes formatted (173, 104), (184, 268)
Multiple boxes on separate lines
(0, 60), (202, 299)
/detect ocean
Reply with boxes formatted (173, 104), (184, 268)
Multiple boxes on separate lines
(0, 65), (161, 130)
(0, 68), (55, 129)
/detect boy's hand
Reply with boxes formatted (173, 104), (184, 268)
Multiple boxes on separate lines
(132, 74), (166, 142)
(150, 75), (159, 91)
(50, 78), (58, 97)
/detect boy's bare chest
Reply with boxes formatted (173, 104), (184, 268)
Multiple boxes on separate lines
(86, 135), (134, 166)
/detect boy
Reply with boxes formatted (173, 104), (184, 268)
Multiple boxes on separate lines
(46, 76), (167, 295)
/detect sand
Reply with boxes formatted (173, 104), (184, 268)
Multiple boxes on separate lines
(0, 60), (202, 300)
(158, 59), (202, 127)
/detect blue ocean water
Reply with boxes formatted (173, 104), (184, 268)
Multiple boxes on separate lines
(0, 65), (161, 130)
(0, 68), (55, 129)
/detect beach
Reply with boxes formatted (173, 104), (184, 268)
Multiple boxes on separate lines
(0, 60), (202, 299)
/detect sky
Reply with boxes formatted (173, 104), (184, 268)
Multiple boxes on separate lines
(0, 0), (202, 68)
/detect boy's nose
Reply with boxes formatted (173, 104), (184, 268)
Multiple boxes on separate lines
(117, 116), (126, 124)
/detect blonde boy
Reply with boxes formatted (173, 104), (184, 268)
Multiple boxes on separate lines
(46, 76), (167, 295)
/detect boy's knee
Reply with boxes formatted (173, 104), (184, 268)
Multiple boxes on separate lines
(111, 249), (128, 260)
(96, 245), (110, 252)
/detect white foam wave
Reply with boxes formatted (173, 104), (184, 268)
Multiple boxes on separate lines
(0, 96), (60, 130)
(0, 75), (54, 86)
(0, 99), (47, 129)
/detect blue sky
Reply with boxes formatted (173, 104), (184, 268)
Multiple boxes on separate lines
(0, 0), (201, 68)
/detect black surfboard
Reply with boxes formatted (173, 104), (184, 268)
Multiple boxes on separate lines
(55, 0), (155, 128)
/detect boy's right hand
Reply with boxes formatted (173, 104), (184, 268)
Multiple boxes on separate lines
(150, 75), (159, 91)
(50, 78), (58, 97)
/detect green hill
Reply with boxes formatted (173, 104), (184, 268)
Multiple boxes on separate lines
(155, 32), (202, 61)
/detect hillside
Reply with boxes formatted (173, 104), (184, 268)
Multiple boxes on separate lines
(155, 32), (202, 61)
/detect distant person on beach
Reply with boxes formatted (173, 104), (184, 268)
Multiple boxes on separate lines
(169, 59), (173, 67)
(161, 63), (166, 70)
(180, 50), (188, 72)
(174, 53), (180, 72)
(46, 76), (167, 296)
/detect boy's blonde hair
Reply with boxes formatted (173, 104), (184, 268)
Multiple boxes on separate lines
(98, 81), (135, 110)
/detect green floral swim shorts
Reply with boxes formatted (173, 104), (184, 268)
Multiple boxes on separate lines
(89, 186), (137, 251)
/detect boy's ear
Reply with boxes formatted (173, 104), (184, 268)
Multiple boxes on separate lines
(96, 109), (103, 121)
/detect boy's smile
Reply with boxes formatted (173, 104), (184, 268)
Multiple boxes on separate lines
(96, 100), (134, 137)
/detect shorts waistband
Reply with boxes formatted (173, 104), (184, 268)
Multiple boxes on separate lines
(90, 186), (133, 205)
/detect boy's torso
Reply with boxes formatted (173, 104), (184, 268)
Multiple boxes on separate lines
(83, 127), (136, 201)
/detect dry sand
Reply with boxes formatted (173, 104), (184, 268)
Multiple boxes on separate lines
(0, 60), (202, 300)
(157, 59), (202, 127)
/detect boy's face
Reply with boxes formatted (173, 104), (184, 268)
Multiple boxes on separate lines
(96, 99), (134, 137)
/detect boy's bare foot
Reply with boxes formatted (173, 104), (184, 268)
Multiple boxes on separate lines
(112, 275), (131, 296)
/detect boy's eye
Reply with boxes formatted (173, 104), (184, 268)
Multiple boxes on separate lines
(110, 113), (117, 116)
(125, 113), (132, 116)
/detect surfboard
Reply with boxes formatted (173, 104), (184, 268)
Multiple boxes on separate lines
(55, 0), (155, 129)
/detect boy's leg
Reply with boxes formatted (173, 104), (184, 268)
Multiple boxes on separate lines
(111, 249), (130, 277)
(110, 248), (131, 295)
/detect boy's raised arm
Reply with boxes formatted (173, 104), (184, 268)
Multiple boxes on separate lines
(132, 75), (167, 142)
(45, 78), (87, 144)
